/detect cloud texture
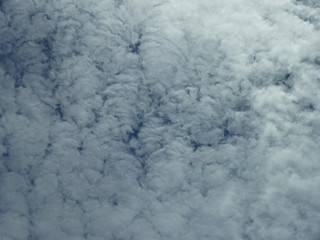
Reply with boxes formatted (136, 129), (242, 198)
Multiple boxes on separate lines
(1, 0), (320, 239)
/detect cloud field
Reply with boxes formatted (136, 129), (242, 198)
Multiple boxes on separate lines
(1, 0), (320, 239)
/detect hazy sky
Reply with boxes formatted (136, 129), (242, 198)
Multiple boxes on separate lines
(1, 0), (320, 239)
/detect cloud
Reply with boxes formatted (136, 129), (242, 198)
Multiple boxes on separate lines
(1, 0), (320, 239)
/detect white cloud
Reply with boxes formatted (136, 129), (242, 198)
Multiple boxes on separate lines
(1, 0), (320, 239)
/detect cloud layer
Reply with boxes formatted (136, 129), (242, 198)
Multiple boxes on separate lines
(1, 0), (320, 239)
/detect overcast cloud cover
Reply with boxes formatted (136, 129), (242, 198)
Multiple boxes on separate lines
(1, 0), (320, 239)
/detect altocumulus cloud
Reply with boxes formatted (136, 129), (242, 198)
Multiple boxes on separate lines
(1, 0), (320, 239)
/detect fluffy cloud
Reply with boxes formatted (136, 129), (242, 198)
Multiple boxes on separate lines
(1, 0), (320, 239)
